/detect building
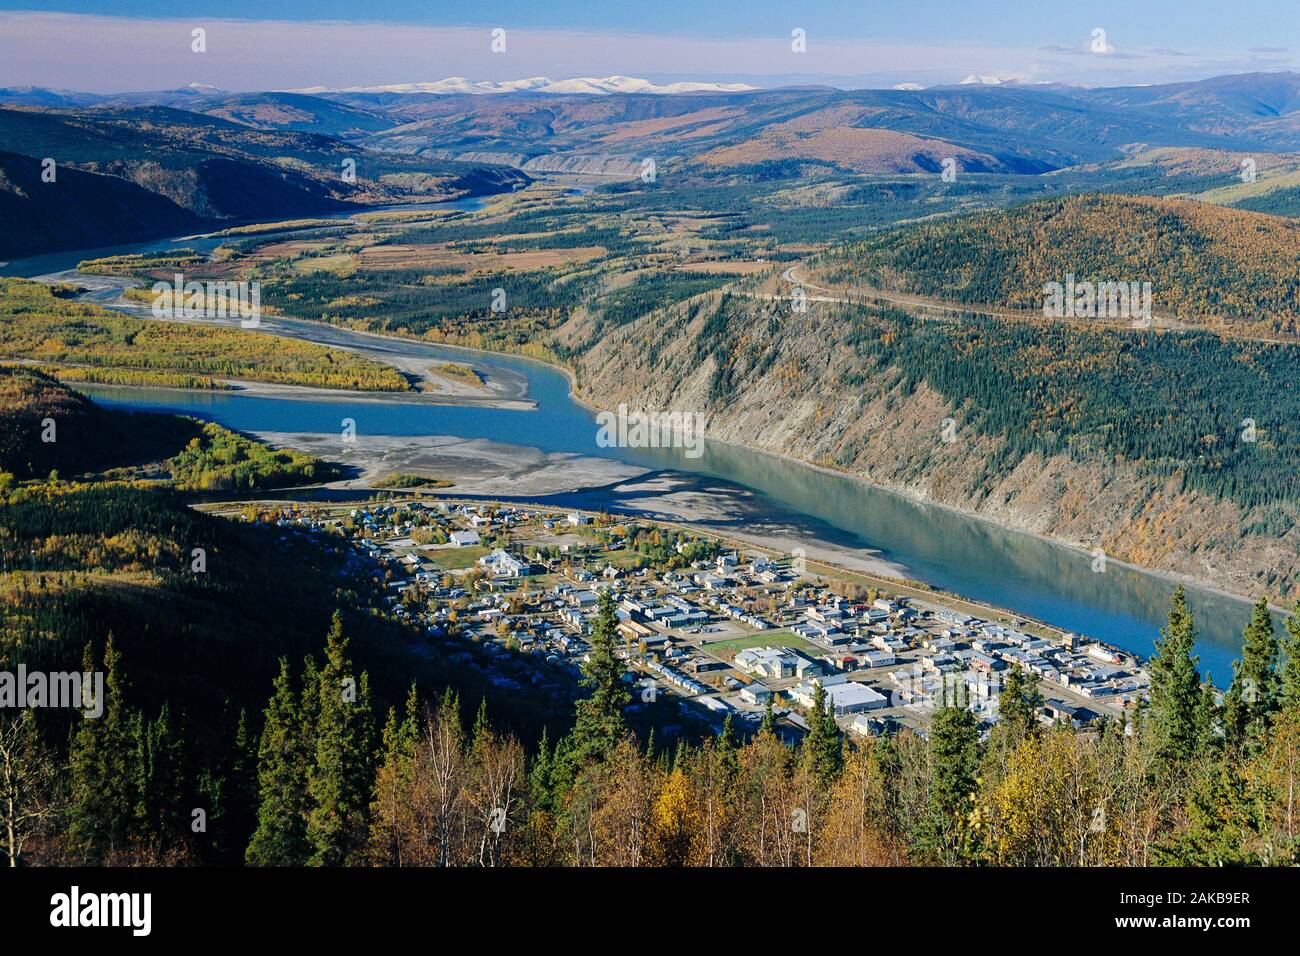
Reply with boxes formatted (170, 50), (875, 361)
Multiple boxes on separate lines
(735, 646), (799, 679)
(738, 682), (772, 706)
(790, 679), (888, 715)
(478, 549), (530, 578)
(449, 530), (481, 547)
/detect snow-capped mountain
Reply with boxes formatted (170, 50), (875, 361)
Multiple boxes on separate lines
(293, 75), (758, 96)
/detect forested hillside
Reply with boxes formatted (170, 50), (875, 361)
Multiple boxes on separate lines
(573, 292), (1299, 603)
(0, 105), (527, 256)
(819, 194), (1300, 336)
(0, 150), (201, 259)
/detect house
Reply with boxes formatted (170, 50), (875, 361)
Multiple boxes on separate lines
(858, 651), (898, 669)
(738, 683), (772, 706)
(449, 530), (481, 547)
(735, 646), (799, 679)
(849, 714), (891, 737)
(1042, 700), (1101, 729)
(566, 512), (591, 527)
(560, 608), (589, 634)
(478, 549), (531, 578)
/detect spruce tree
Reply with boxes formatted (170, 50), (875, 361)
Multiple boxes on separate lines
(1224, 597), (1281, 749)
(68, 636), (133, 862)
(927, 688), (981, 863)
(369, 687), (418, 866)
(245, 658), (310, 866)
(758, 695), (776, 737)
(1279, 602), (1300, 716)
(567, 592), (630, 766)
(997, 666), (1043, 738)
(132, 703), (185, 852)
(801, 682), (843, 785)
(528, 727), (555, 815)
(306, 612), (375, 866)
(1147, 586), (1204, 763)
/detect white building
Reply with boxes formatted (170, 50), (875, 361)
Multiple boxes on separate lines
(478, 549), (530, 578)
(735, 646), (799, 679)
(790, 679), (888, 715)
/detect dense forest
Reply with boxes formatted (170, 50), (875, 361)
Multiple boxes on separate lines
(821, 194), (1300, 336)
(836, 303), (1300, 511)
(686, 295), (1300, 516)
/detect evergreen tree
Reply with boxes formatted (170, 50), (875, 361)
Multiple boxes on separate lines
(306, 612), (375, 866)
(566, 592), (630, 767)
(132, 703), (185, 853)
(1277, 602), (1300, 716)
(718, 714), (740, 780)
(801, 682), (843, 786)
(245, 659), (310, 866)
(1147, 586), (1204, 763)
(1224, 597), (1281, 749)
(225, 709), (258, 858)
(528, 727), (555, 816)
(67, 637), (133, 862)
(1153, 762), (1262, 865)
(1196, 678), (1222, 756)
(758, 695), (776, 737)
(368, 686), (418, 866)
(997, 666), (1044, 738)
(927, 688), (981, 864)
(201, 707), (257, 864)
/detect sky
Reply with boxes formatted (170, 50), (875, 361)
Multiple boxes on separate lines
(1, 1), (1297, 92)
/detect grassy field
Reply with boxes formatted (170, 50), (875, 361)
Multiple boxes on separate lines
(703, 631), (817, 657)
(427, 544), (490, 570)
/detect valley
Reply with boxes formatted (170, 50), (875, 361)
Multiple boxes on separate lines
(2, 59), (1300, 877)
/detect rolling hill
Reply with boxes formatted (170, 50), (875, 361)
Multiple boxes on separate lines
(345, 73), (1300, 179)
(0, 150), (200, 259)
(0, 105), (527, 256)
(816, 193), (1300, 336)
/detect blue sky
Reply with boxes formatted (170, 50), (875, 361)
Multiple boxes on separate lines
(1, 1), (1297, 91)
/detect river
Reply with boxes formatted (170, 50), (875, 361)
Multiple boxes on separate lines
(2, 197), (1276, 684)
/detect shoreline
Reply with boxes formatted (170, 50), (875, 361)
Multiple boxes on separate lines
(557, 370), (1284, 617)
(30, 201), (1282, 616)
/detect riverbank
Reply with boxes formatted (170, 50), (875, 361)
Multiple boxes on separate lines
(257, 430), (647, 497)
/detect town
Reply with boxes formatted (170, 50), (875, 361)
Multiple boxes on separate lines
(212, 496), (1154, 743)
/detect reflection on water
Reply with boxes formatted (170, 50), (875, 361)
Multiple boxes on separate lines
(78, 358), (1270, 685)
(10, 189), (1271, 685)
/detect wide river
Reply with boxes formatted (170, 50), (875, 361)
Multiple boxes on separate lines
(3, 197), (1278, 684)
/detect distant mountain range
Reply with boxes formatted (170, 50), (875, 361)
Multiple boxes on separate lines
(294, 76), (760, 96)
(5, 71), (1300, 257)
